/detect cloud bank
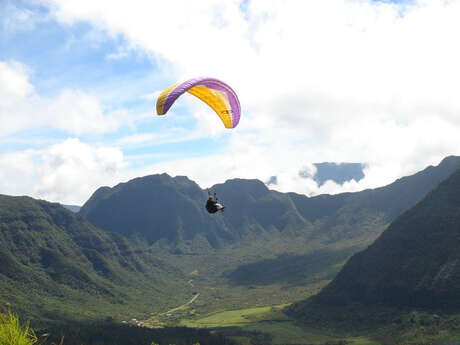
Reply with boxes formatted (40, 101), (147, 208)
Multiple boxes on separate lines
(0, 138), (124, 204)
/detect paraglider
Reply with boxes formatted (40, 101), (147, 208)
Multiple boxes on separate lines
(156, 77), (241, 128)
(156, 77), (239, 215)
(205, 191), (225, 214)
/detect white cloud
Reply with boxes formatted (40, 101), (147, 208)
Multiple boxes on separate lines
(46, 89), (129, 135)
(0, 61), (34, 102)
(22, 0), (460, 195)
(0, 138), (125, 204)
(0, 60), (129, 136)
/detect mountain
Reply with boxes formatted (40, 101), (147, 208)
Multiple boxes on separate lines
(290, 167), (460, 313)
(60, 204), (81, 213)
(78, 156), (460, 306)
(309, 162), (365, 186)
(82, 157), (460, 249)
(289, 156), (460, 241)
(2, 157), (460, 326)
(268, 162), (365, 187)
(313, 162), (365, 186)
(0, 195), (188, 324)
(80, 174), (234, 247)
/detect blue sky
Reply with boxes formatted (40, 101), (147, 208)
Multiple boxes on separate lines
(1, 0), (460, 204)
(1, 0), (234, 183)
(1, 0), (210, 158)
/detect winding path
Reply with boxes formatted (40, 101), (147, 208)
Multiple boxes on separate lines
(161, 293), (200, 315)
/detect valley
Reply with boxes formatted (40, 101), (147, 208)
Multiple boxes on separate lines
(5, 1), (460, 344)
(1, 156), (460, 344)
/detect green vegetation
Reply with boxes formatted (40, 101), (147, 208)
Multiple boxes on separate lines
(75, 156), (460, 319)
(172, 303), (460, 345)
(0, 311), (237, 345)
(0, 195), (189, 325)
(292, 168), (460, 310)
(287, 168), (460, 344)
(288, 302), (460, 345)
(1, 158), (460, 344)
(0, 311), (37, 345)
(180, 306), (275, 327)
(39, 322), (236, 345)
(176, 305), (380, 345)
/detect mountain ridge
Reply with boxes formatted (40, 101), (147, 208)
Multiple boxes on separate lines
(81, 156), (460, 250)
(304, 167), (460, 310)
(78, 156), (460, 309)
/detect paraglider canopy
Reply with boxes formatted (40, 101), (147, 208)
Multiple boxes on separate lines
(156, 77), (241, 128)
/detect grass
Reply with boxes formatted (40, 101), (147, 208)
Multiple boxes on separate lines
(178, 305), (380, 345)
(244, 322), (334, 344)
(180, 306), (274, 328)
(0, 311), (37, 345)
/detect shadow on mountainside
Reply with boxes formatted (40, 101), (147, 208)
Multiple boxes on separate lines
(224, 248), (356, 287)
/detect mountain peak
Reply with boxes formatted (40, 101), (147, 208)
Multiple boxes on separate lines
(312, 162), (365, 186)
(79, 156), (460, 254)
(213, 178), (269, 198)
(439, 155), (460, 169)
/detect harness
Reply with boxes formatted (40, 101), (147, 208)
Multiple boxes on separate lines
(206, 190), (224, 213)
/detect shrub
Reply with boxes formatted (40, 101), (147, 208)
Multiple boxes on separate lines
(0, 311), (37, 345)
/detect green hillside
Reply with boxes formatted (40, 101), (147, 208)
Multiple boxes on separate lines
(80, 174), (231, 246)
(296, 168), (460, 310)
(287, 168), (460, 344)
(2, 156), (460, 333)
(0, 195), (189, 325)
(78, 156), (460, 315)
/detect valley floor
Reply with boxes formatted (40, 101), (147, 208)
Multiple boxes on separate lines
(143, 299), (460, 345)
(148, 303), (385, 344)
(137, 240), (460, 345)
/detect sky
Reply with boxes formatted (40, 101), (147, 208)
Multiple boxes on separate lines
(1, 0), (460, 205)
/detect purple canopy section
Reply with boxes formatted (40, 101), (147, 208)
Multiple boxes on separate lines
(162, 77), (241, 128)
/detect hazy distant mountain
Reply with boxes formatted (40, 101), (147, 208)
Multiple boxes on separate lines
(0, 195), (188, 324)
(61, 204), (81, 212)
(311, 162), (365, 186)
(267, 162), (365, 187)
(291, 167), (460, 313)
(285, 156), (460, 245)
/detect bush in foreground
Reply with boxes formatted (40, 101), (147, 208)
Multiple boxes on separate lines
(0, 311), (37, 345)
